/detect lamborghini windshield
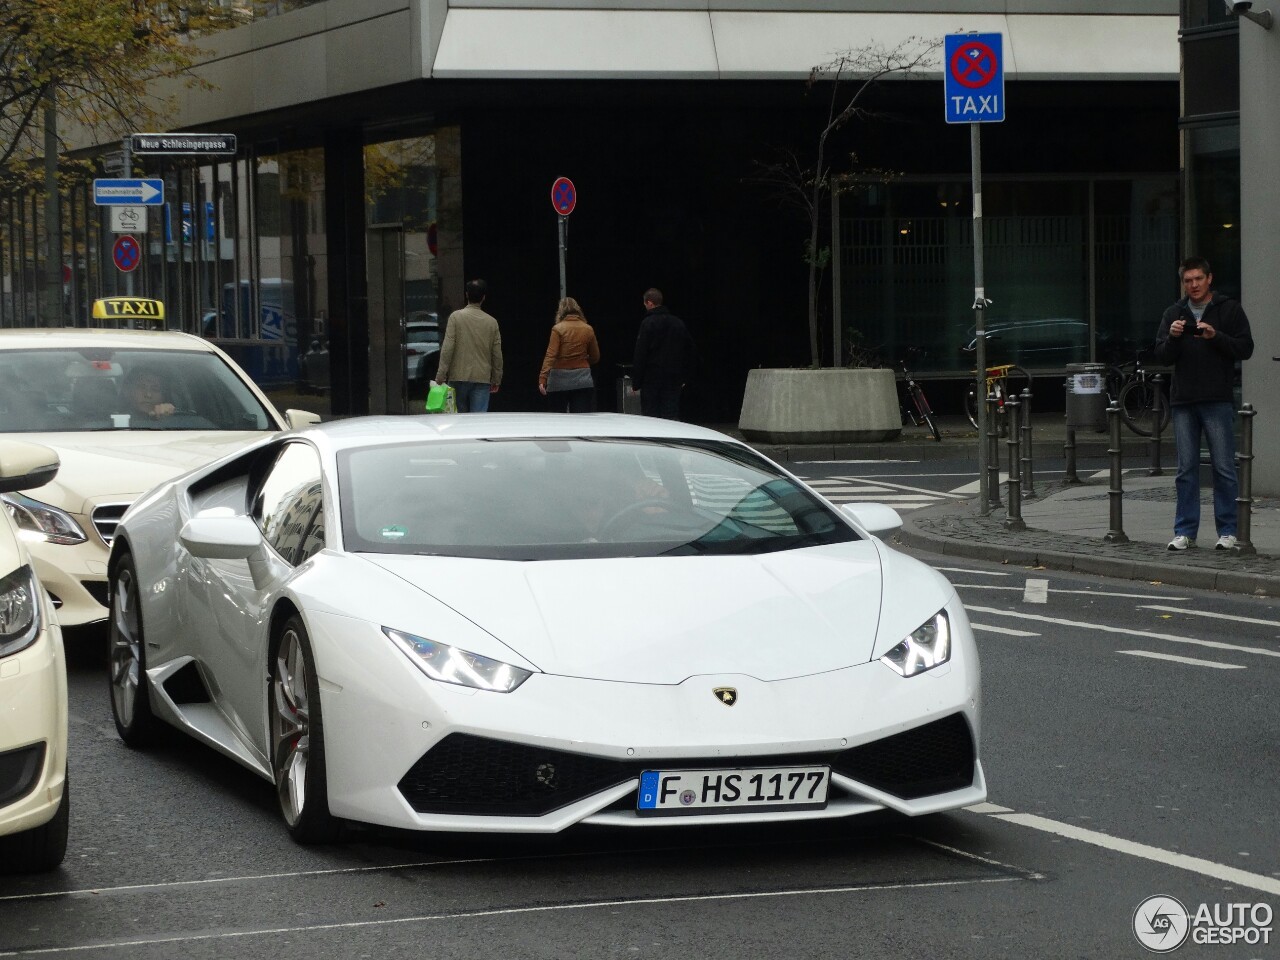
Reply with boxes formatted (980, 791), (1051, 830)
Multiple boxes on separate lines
(339, 437), (858, 560)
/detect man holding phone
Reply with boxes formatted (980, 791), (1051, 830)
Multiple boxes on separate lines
(1154, 257), (1254, 551)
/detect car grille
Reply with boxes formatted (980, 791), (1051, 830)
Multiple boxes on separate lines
(91, 503), (130, 545)
(397, 714), (975, 817)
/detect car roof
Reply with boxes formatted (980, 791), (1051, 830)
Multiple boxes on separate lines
(303, 414), (741, 453)
(0, 327), (217, 352)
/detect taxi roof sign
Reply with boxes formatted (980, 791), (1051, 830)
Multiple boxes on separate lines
(91, 297), (165, 327)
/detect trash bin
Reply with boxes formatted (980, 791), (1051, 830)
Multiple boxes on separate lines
(1064, 362), (1108, 431)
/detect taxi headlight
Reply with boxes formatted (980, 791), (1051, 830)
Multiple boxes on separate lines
(0, 564), (41, 658)
(1, 493), (88, 545)
(879, 611), (951, 678)
(383, 627), (533, 693)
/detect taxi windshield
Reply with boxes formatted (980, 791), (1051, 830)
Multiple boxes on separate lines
(0, 348), (275, 433)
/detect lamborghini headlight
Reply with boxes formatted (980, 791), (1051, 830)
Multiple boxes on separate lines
(0, 564), (41, 658)
(1, 492), (87, 545)
(879, 610), (951, 678)
(383, 627), (532, 693)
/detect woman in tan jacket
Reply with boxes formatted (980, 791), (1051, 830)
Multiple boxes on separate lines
(539, 297), (601, 412)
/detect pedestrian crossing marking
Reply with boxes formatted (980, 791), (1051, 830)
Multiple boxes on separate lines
(798, 474), (960, 512)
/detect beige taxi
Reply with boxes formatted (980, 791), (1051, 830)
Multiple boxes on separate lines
(0, 323), (318, 627)
(0, 440), (67, 872)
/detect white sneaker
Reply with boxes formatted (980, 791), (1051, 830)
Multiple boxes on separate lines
(1167, 535), (1195, 551)
(1215, 535), (1238, 551)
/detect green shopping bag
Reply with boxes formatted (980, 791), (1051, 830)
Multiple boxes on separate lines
(425, 381), (456, 413)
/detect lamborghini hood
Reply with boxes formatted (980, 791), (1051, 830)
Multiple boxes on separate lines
(364, 542), (890, 684)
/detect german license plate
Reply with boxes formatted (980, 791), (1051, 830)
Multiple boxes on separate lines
(637, 765), (829, 815)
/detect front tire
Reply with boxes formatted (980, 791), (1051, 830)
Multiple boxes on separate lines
(109, 554), (157, 747)
(270, 615), (339, 844)
(0, 770), (69, 873)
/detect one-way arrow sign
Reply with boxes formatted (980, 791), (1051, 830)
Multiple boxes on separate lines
(93, 178), (164, 206)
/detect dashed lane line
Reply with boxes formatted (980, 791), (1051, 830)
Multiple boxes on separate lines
(960, 805), (1280, 897)
(971, 624), (1040, 637)
(1137, 605), (1280, 628)
(964, 605), (1280, 660)
(1117, 650), (1246, 670)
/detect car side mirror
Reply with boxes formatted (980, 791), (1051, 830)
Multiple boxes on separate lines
(840, 503), (903, 535)
(181, 515), (281, 590)
(0, 440), (59, 494)
(285, 409), (322, 430)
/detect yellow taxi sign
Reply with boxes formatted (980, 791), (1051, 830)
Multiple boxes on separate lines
(92, 297), (165, 321)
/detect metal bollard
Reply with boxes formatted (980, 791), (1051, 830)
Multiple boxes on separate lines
(1148, 373), (1164, 476)
(1020, 386), (1036, 499)
(1235, 403), (1257, 556)
(1005, 397), (1025, 531)
(1103, 402), (1128, 543)
(1063, 375), (1081, 484)
(987, 393), (1001, 509)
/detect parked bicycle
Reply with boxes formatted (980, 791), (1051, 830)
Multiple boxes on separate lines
(961, 335), (1031, 432)
(1104, 348), (1170, 437)
(897, 354), (941, 442)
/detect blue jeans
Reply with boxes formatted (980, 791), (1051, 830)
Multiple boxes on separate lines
(452, 381), (491, 413)
(1171, 402), (1237, 539)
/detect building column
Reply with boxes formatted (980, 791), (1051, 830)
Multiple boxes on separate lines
(324, 130), (368, 416)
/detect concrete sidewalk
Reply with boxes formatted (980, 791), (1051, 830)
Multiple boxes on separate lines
(724, 414), (1280, 597)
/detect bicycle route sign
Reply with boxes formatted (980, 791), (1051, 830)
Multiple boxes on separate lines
(551, 177), (577, 216)
(944, 33), (1005, 124)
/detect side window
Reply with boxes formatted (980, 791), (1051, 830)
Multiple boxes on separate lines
(253, 442), (325, 566)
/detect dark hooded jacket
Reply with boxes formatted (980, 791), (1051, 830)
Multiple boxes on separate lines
(632, 305), (695, 390)
(1153, 293), (1253, 405)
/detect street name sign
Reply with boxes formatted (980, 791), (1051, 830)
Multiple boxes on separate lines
(944, 33), (1005, 124)
(131, 133), (237, 156)
(94, 179), (164, 206)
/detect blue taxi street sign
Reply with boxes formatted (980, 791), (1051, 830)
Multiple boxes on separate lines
(944, 33), (1005, 124)
(93, 178), (164, 206)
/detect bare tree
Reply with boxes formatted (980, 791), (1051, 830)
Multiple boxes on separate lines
(750, 38), (940, 368)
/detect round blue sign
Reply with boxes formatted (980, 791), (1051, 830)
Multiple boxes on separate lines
(113, 235), (141, 273)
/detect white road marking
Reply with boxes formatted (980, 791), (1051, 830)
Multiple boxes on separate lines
(989, 812), (1280, 897)
(1117, 650), (1245, 670)
(936, 566), (1010, 577)
(950, 474), (1010, 495)
(1022, 579), (1049, 604)
(964, 605), (1280, 660)
(964, 802), (1015, 814)
(0, 877), (1024, 957)
(1138, 605), (1280, 628)
(955, 585), (1189, 600)
(972, 624), (1041, 637)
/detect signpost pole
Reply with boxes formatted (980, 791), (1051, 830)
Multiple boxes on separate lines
(558, 216), (567, 301)
(122, 136), (134, 296)
(972, 124), (988, 515)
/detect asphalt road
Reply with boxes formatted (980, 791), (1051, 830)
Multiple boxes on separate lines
(2, 463), (1278, 958)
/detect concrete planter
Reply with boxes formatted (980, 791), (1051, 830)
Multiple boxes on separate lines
(738, 367), (901, 443)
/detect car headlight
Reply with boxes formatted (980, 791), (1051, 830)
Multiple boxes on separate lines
(1, 493), (88, 545)
(0, 564), (41, 658)
(383, 627), (533, 693)
(879, 611), (951, 677)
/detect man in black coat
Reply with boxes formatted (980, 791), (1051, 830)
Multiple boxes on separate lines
(632, 288), (694, 420)
(1153, 257), (1254, 551)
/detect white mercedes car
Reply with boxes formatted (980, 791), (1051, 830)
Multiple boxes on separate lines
(0, 328), (319, 627)
(107, 414), (984, 843)
(0, 440), (68, 873)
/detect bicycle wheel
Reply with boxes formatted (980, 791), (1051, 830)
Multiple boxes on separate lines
(964, 388), (979, 430)
(910, 385), (942, 442)
(1118, 379), (1171, 437)
(1103, 365), (1127, 405)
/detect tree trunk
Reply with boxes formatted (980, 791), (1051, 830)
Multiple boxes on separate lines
(41, 88), (62, 327)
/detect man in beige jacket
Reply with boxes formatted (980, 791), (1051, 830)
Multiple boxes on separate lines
(437, 279), (503, 412)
